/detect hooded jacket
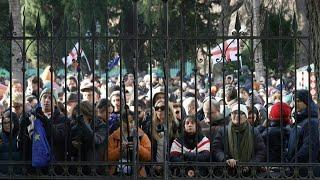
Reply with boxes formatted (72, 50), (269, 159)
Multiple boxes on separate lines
(286, 100), (319, 163)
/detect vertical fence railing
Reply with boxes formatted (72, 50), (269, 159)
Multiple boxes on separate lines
(0, 0), (319, 179)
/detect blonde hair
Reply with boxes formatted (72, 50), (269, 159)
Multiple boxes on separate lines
(152, 99), (178, 141)
(41, 66), (55, 82)
(12, 92), (23, 104)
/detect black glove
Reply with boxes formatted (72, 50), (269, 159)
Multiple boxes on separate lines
(19, 114), (31, 128)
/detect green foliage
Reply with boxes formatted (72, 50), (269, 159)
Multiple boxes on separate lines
(261, 12), (294, 73)
(0, 1), (10, 72)
(6, 0), (219, 76)
(23, 0), (64, 67)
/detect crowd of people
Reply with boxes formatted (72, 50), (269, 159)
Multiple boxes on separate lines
(0, 65), (319, 177)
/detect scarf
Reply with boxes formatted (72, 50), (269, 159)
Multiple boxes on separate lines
(227, 121), (253, 162)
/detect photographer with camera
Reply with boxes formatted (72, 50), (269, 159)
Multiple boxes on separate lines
(107, 110), (151, 177)
(70, 101), (107, 163)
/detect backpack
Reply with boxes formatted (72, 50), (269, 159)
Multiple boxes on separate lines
(32, 119), (53, 168)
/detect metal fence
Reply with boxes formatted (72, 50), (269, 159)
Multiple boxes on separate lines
(0, 0), (319, 179)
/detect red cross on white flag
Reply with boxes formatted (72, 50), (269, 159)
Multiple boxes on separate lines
(62, 42), (86, 67)
(211, 39), (241, 65)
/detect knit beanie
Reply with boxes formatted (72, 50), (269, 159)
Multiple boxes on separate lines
(295, 89), (312, 106)
(40, 88), (58, 103)
(269, 102), (291, 125)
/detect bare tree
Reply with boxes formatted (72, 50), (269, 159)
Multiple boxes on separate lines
(252, 0), (265, 81)
(306, 0), (320, 104)
(296, 0), (309, 67)
(8, 0), (23, 80)
(218, 0), (245, 36)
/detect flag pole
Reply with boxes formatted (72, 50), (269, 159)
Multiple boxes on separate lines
(239, 53), (243, 69)
(82, 53), (92, 72)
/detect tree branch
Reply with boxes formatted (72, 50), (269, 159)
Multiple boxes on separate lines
(230, 0), (245, 14)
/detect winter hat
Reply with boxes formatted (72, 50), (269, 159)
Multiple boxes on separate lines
(231, 104), (248, 118)
(295, 89), (312, 106)
(269, 102), (291, 125)
(40, 88), (58, 102)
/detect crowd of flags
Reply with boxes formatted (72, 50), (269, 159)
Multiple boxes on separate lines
(61, 40), (242, 73)
(62, 42), (120, 72)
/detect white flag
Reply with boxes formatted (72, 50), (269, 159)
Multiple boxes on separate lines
(62, 42), (86, 67)
(211, 39), (241, 65)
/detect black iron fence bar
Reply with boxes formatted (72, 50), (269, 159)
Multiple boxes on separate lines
(1, 35), (310, 41)
(163, 1), (169, 180)
(264, 12), (270, 164)
(133, 1), (139, 179)
(1, 1), (319, 180)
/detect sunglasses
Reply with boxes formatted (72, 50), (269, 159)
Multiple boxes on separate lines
(155, 106), (165, 112)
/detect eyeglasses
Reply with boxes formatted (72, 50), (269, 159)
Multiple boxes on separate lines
(155, 106), (165, 112)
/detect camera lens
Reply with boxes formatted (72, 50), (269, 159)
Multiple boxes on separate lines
(156, 124), (164, 133)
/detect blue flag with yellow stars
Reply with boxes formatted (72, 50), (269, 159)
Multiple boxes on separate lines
(32, 119), (52, 167)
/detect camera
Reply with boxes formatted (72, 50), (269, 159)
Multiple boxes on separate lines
(127, 136), (133, 142)
(156, 124), (164, 133)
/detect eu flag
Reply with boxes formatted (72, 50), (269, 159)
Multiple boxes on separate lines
(108, 56), (120, 70)
(32, 119), (52, 168)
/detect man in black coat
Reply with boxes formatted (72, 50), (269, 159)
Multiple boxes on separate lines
(286, 89), (320, 176)
(212, 104), (266, 176)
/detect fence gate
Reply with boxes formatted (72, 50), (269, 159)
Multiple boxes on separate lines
(0, 0), (319, 180)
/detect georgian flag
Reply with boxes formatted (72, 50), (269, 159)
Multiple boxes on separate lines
(211, 39), (242, 64)
(62, 42), (86, 67)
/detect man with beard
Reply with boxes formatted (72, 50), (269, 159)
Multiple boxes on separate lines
(170, 115), (210, 177)
(26, 76), (43, 97)
(67, 76), (78, 92)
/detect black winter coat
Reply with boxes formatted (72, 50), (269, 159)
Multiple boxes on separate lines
(259, 121), (290, 162)
(287, 102), (319, 163)
(212, 125), (266, 162)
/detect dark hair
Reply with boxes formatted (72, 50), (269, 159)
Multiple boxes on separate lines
(26, 95), (37, 103)
(121, 109), (134, 124)
(2, 110), (19, 131)
(28, 76), (43, 88)
(96, 98), (112, 109)
(67, 76), (78, 86)
(137, 99), (146, 109)
(182, 115), (202, 134)
(226, 85), (237, 102)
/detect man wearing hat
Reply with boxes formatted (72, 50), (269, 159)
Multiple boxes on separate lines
(80, 81), (101, 105)
(66, 92), (78, 118)
(213, 104), (265, 174)
(287, 89), (319, 164)
(37, 88), (70, 161)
